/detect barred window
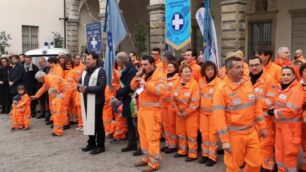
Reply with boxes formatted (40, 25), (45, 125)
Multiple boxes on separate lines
(22, 25), (39, 53)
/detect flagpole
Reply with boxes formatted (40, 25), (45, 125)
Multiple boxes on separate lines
(118, 8), (137, 52)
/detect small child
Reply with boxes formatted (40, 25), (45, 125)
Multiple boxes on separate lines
(10, 85), (31, 130)
(109, 97), (127, 144)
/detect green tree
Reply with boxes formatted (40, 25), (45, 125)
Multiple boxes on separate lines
(52, 32), (64, 48)
(0, 31), (12, 54)
(133, 23), (147, 55)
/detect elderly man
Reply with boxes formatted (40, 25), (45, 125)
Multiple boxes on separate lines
(79, 52), (107, 155)
(115, 52), (139, 154)
(275, 47), (292, 66)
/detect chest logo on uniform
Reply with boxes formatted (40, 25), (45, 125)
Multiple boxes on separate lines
(184, 92), (191, 97)
(254, 88), (263, 94)
(248, 94), (255, 100)
(232, 98), (241, 105)
(168, 82), (173, 86)
(208, 88), (214, 94)
(279, 94), (287, 100)
(174, 92), (179, 97)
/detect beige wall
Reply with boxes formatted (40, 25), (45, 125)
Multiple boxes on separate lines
(0, 0), (64, 54)
(275, 0), (306, 52)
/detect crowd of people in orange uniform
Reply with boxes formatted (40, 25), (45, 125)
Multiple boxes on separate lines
(2, 46), (306, 172)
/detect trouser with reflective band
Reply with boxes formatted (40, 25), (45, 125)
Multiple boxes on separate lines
(275, 122), (301, 172)
(103, 103), (114, 136)
(23, 112), (31, 128)
(51, 97), (64, 136)
(11, 106), (23, 129)
(62, 89), (73, 126)
(200, 113), (218, 161)
(259, 116), (275, 170)
(113, 113), (127, 140)
(176, 112), (199, 158)
(302, 122), (306, 170)
(161, 106), (177, 149)
(225, 129), (262, 172)
(138, 108), (161, 170)
(68, 90), (79, 122)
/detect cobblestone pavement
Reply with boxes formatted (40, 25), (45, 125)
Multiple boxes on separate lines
(0, 114), (226, 172)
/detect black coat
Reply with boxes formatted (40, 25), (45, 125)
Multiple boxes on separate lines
(0, 66), (10, 106)
(23, 63), (39, 95)
(115, 62), (137, 117)
(9, 63), (25, 94)
(79, 65), (106, 106)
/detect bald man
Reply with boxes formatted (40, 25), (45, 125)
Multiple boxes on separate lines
(294, 49), (306, 63)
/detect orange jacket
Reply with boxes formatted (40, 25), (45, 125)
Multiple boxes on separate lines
(34, 74), (70, 98)
(130, 68), (167, 110)
(162, 73), (180, 107)
(296, 56), (306, 64)
(187, 60), (201, 81)
(155, 58), (163, 72)
(301, 80), (306, 119)
(49, 64), (64, 78)
(15, 94), (31, 114)
(74, 63), (86, 81)
(212, 76), (266, 143)
(252, 71), (277, 111)
(218, 62), (250, 81)
(264, 61), (282, 83)
(275, 58), (292, 67)
(274, 80), (304, 122)
(64, 69), (79, 89)
(199, 76), (222, 115)
(172, 78), (200, 116)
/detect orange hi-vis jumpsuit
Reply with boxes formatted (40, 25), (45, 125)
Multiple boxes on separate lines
(131, 68), (167, 170)
(275, 58), (301, 80)
(199, 76), (222, 161)
(252, 71), (277, 170)
(187, 60), (201, 81)
(212, 76), (266, 172)
(264, 61), (282, 83)
(34, 74), (73, 128)
(173, 78), (200, 159)
(155, 58), (163, 71)
(113, 104), (128, 140)
(49, 64), (64, 78)
(218, 63), (250, 81)
(296, 56), (306, 64)
(301, 80), (306, 171)
(64, 68), (80, 123)
(11, 94), (31, 129)
(274, 80), (304, 172)
(49, 92), (64, 135)
(161, 73), (180, 149)
(103, 85), (115, 136)
(74, 63), (85, 127)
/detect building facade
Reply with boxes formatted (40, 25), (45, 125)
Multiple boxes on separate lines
(0, 0), (65, 54)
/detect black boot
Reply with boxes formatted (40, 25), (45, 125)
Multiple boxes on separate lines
(121, 145), (137, 152)
(133, 149), (143, 156)
(206, 158), (216, 167)
(160, 146), (168, 152)
(63, 125), (71, 130)
(90, 146), (105, 155)
(199, 156), (208, 164)
(81, 145), (95, 152)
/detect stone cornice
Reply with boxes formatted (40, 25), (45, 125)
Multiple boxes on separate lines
(147, 4), (165, 11)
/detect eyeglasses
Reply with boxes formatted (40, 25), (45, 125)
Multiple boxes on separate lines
(152, 53), (159, 56)
(249, 64), (261, 68)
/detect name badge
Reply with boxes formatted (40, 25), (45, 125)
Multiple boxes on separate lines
(168, 82), (173, 86)
(232, 98), (241, 105)
(279, 94), (287, 100)
(248, 94), (255, 100)
(254, 88), (263, 94)
(174, 92), (179, 97)
(184, 92), (191, 97)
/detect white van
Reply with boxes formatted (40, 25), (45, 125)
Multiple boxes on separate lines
(25, 48), (70, 65)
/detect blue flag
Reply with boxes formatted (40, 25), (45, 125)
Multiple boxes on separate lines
(165, 0), (191, 50)
(86, 22), (103, 55)
(203, 0), (219, 68)
(103, 0), (128, 89)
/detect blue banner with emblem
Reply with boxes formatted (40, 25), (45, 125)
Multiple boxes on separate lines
(165, 0), (191, 50)
(86, 22), (103, 55)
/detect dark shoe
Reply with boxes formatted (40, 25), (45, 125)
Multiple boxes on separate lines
(121, 145), (137, 152)
(141, 166), (155, 172)
(134, 160), (148, 167)
(23, 127), (30, 130)
(160, 137), (165, 142)
(69, 121), (77, 125)
(165, 148), (177, 154)
(206, 158), (216, 167)
(50, 124), (53, 128)
(31, 113), (36, 118)
(90, 147), (105, 155)
(160, 146), (168, 152)
(36, 115), (45, 119)
(11, 128), (16, 131)
(81, 145), (95, 152)
(217, 149), (224, 155)
(174, 153), (187, 158)
(63, 125), (71, 130)
(51, 133), (62, 137)
(199, 156), (208, 164)
(46, 121), (53, 125)
(133, 149), (143, 156)
(185, 157), (198, 162)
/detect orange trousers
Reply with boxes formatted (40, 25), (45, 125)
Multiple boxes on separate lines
(302, 122), (306, 171)
(103, 103), (114, 136)
(113, 113), (127, 140)
(275, 122), (301, 172)
(259, 116), (275, 170)
(161, 106), (177, 149)
(225, 130), (262, 172)
(138, 108), (161, 170)
(51, 97), (64, 136)
(62, 89), (73, 126)
(67, 90), (79, 122)
(11, 106), (31, 129)
(176, 113), (199, 159)
(200, 113), (218, 161)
